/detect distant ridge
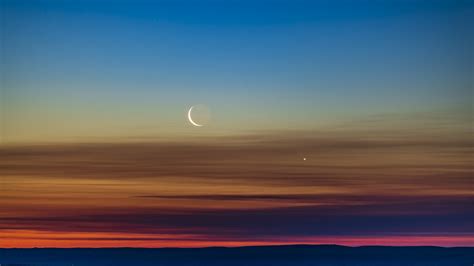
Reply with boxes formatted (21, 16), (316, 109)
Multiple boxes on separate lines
(1, 245), (473, 266)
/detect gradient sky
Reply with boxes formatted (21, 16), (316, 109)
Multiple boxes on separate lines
(1, 0), (473, 247)
(2, 0), (472, 142)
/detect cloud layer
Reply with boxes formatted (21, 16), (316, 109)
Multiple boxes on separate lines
(1, 113), (473, 247)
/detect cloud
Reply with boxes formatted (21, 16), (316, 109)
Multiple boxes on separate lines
(1, 129), (471, 186)
(2, 194), (473, 239)
(1, 111), (472, 246)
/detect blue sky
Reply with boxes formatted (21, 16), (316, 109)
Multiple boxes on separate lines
(2, 0), (472, 141)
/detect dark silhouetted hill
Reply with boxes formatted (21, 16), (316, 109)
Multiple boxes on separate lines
(1, 245), (473, 265)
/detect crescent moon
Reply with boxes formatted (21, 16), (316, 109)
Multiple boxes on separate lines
(187, 106), (203, 127)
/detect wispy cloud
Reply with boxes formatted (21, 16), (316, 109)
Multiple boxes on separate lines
(1, 110), (472, 247)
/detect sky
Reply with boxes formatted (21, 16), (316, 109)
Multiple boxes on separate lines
(1, 0), (473, 247)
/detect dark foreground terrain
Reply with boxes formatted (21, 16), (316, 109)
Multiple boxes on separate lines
(1, 245), (473, 266)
